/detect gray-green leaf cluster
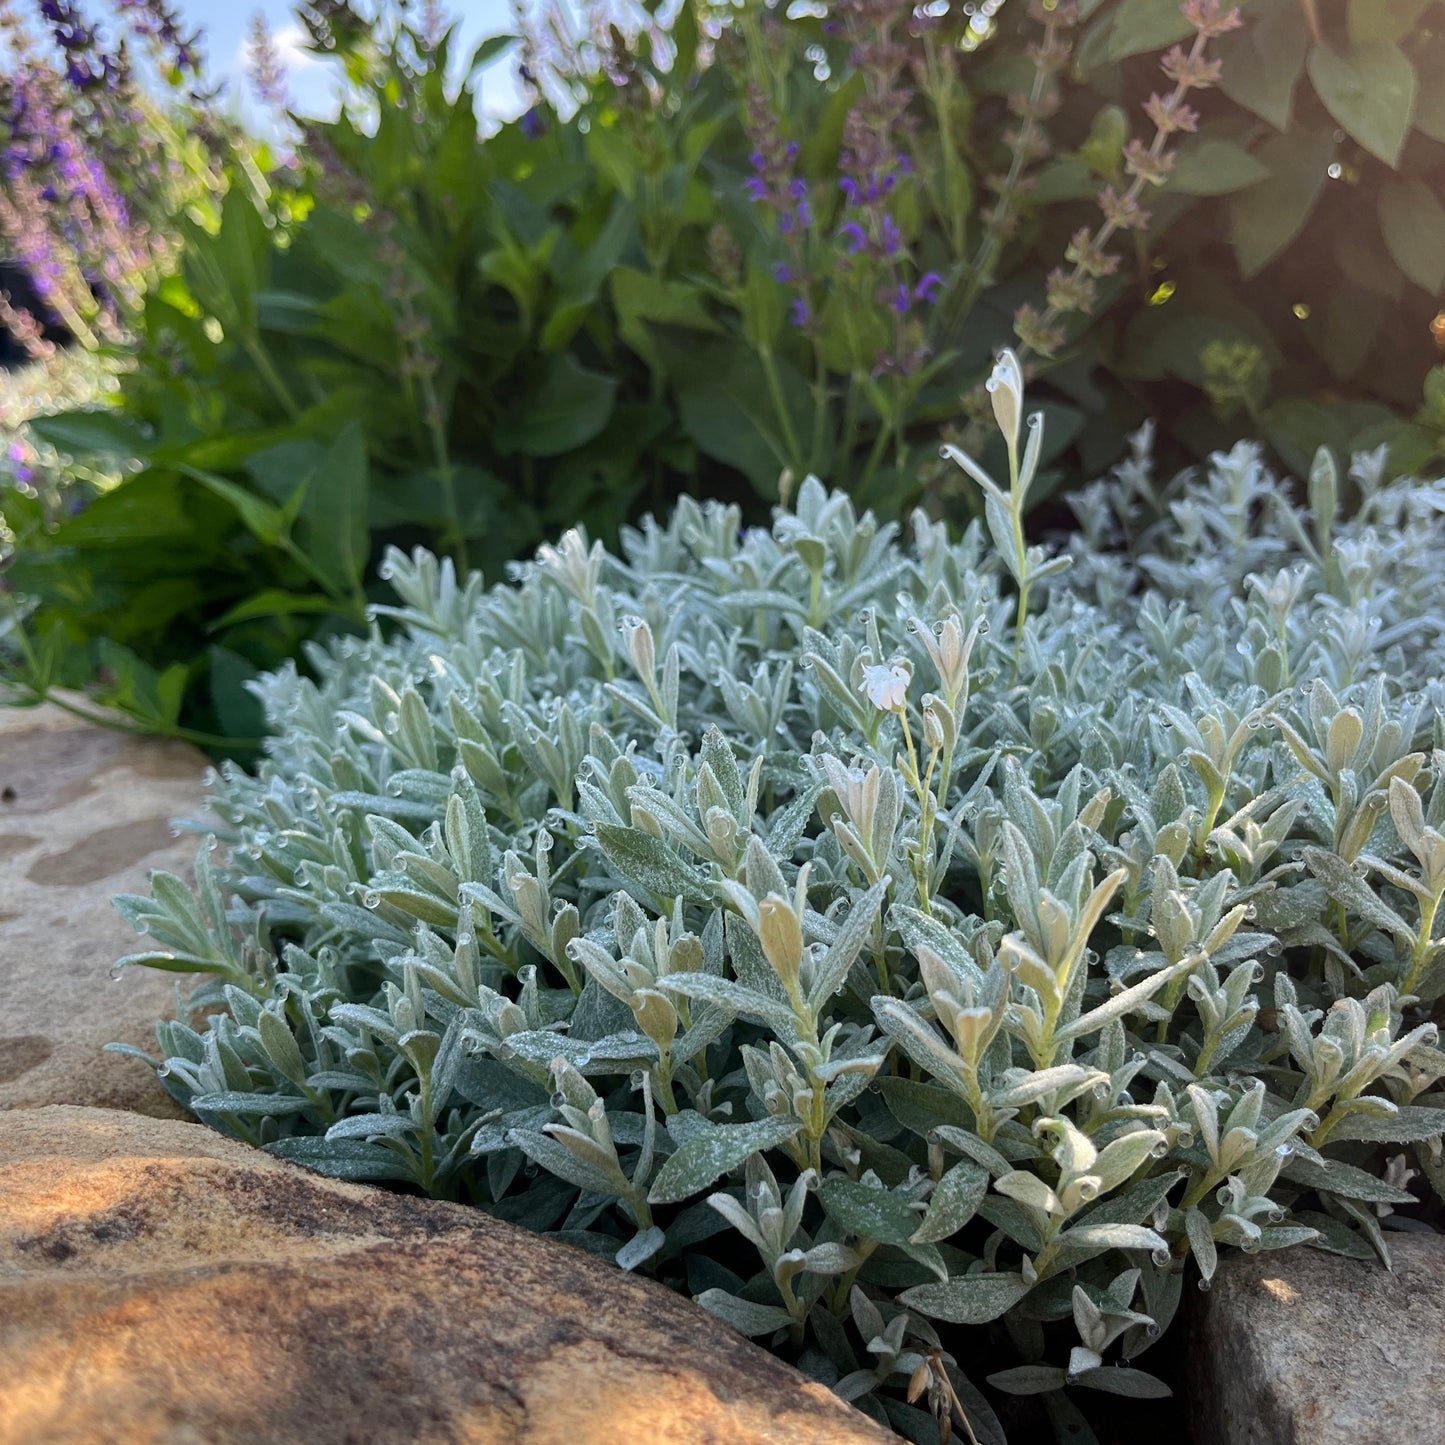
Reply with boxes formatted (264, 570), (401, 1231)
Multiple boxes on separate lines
(113, 386), (1445, 1444)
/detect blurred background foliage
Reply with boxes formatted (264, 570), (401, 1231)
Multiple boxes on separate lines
(3, 0), (1445, 748)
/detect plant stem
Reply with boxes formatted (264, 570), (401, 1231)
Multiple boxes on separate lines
(760, 345), (803, 471)
(242, 334), (301, 421)
(422, 373), (469, 575)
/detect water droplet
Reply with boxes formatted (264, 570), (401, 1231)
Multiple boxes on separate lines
(1197, 1277), (1212, 1293)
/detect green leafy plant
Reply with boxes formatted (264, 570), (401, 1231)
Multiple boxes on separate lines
(11, 0), (1445, 745)
(112, 362), (1445, 1442)
(10, 0), (1444, 749)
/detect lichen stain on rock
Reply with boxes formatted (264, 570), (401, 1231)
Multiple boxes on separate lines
(0, 1035), (53, 1083)
(25, 816), (176, 886)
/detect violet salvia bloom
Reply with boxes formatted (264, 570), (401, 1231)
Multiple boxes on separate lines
(115, 0), (204, 77)
(245, 12), (289, 110)
(0, 17), (187, 351)
(914, 272), (943, 304)
(840, 222), (866, 254)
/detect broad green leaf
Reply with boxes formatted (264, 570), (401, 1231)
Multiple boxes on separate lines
(647, 1116), (801, 1204)
(1414, 39), (1445, 141)
(900, 1271), (1033, 1324)
(211, 590), (349, 629)
(1228, 131), (1334, 277)
(878, 1077), (977, 1139)
(190, 1091), (310, 1116)
(695, 1290), (795, 1337)
(1379, 177), (1445, 294)
(510, 1128), (622, 1196)
(1348, 0), (1429, 46)
(182, 466), (290, 547)
(497, 1030), (658, 1074)
(48, 469), (191, 545)
(1280, 1150), (1419, 1202)
(1077, 0), (1193, 68)
(616, 1226), (666, 1271)
(1302, 847), (1414, 939)
(1326, 1105), (1445, 1144)
(28, 409), (145, 458)
(1073, 1367), (1172, 1399)
(1184, 1207), (1217, 1283)
(808, 880), (888, 1009)
(298, 420), (369, 597)
(660, 972), (799, 1035)
(1070, 1171), (1185, 1230)
(911, 1160), (989, 1244)
(493, 354), (618, 458)
(325, 1112), (418, 1140)
(986, 1365), (1067, 1395)
(589, 824), (711, 903)
(1218, 2), (1310, 129)
(1055, 1222), (1167, 1254)
(819, 1178), (921, 1247)
(264, 1137), (416, 1181)
(1307, 40), (1416, 167)
(611, 266), (721, 371)
(1170, 139), (1271, 197)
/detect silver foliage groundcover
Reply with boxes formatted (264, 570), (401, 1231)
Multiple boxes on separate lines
(112, 364), (1445, 1444)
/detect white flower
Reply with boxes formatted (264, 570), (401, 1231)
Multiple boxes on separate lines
(985, 348), (1024, 457)
(860, 662), (911, 713)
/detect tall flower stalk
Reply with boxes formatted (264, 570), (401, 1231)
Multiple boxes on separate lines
(1014, 0), (1244, 359)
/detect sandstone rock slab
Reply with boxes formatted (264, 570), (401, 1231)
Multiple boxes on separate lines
(0, 703), (211, 1114)
(1186, 1229), (1445, 1445)
(0, 1105), (900, 1445)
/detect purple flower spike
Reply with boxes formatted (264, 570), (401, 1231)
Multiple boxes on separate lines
(795, 201), (813, 227)
(840, 177), (859, 206)
(773, 263), (794, 284)
(839, 222), (867, 254)
(789, 178), (808, 201)
(882, 216), (903, 257)
(743, 177), (767, 202)
(749, 152), (766, 169)
(785, 142), (799, 161)
(790, 297), (811, 327)
(891, 284), (911, 315)
(914, 272), (944, 304)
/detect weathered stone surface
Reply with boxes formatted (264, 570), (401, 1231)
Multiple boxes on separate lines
(0, 703), (211, 1115)
(1187, 1230), (1445, 1444)
(0, 1106), (899, 1445)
